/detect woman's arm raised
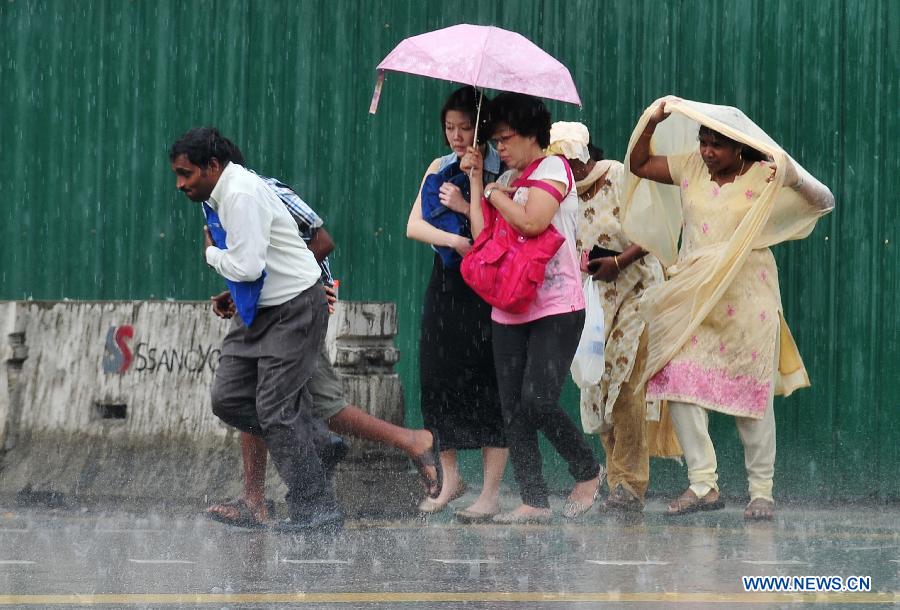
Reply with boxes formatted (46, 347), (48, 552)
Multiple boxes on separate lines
(629, 100), (675, 185)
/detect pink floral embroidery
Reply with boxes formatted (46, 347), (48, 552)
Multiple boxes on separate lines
(751, 351), (759, 361)
(711, 185), (720, 198)
(726, 304), (736, 317)
(719, 342), (726, 354)
(691, 335), (698, 346)
(759, 270), (768, 282)
(759, 311), (768, 322)
(702, 223), (710, 234)
(745, 189), (754, 200)
(648, 361), (771, 417)
(681, 178), (689, 190)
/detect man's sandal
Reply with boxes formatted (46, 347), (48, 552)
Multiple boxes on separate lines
(743, 498), (775, 521)
(665, 488), (725, 516)
(205, 498), (269, 529)
(411, 429), (443, 499)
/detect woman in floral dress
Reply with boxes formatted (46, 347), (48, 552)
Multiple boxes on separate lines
(547, 121), (668, 513)
(625, 97), (834, 520)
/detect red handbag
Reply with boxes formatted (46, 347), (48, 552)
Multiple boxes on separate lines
(461, 156), (573, 313)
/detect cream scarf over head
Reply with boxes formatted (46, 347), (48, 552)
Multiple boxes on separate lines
(621, 97), (835, 395)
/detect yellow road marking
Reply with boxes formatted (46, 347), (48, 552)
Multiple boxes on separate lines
(0, 592), (896, 605)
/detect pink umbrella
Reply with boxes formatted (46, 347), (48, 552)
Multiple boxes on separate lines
(369, 24), (581, 127)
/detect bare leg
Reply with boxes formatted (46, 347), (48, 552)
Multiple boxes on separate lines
(223, 406), (446, 516)
(326, 405), (432, 457)
(426, 449), (463, 506)
(327, 405), (443, 499)
(207, 431), (268, 523)
(462, 447), (508, 514)
(241, 432), (268, 517)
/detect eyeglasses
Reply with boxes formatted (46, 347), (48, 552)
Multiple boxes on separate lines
(490, 131), (517, 148)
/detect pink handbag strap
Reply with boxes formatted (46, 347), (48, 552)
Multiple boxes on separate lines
(477, 155), (574, 236)
(512, 155), (574, 204)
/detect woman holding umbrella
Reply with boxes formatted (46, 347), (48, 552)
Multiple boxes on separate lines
(405, 86), (509, 520)
(463, 93), (603, 523)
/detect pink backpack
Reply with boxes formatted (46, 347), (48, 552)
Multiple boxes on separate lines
(461, 156), (573, 313)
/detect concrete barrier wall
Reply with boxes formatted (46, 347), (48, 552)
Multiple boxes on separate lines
(0, 300), (417, 515)
(9, 301), (228, 440)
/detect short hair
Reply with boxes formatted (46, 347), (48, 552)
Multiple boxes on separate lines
(169, 127), (244, 167)
(588, 143), (604, 161)
(440, 86), (492, 145)
(489, 93), (552, 148)
(697, 124), (767, 162)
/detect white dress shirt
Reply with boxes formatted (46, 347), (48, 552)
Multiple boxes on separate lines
(206, 162), (321, 307)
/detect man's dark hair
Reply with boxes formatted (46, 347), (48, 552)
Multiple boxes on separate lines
(169, 127), (244, 167)
(588, 143), (604, 161)
(489, 92), (552, 148)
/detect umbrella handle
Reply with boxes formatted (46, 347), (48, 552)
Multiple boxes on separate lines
(473, 88), (483, 146)
(469, 88), (484, 181)
(369, 72), (385, 115)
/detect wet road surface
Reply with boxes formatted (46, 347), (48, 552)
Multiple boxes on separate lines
(0, 494), (898, 608)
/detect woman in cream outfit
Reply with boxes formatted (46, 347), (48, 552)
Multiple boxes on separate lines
(624, 97), (834, 520)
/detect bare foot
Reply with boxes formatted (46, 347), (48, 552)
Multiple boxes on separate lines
(507, 505), (550, 517)
(461, 495), (500, 516)
(492, 504), (552, 524)
(566, 475), (601, 507)
(427, 474), (466, 507)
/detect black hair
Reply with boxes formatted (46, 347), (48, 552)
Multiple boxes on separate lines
(440, 86), (492, 145)
(489, 92), (552, 148)
(588, 143), (604, 161)
(169, 127), (244, 167)
(698, 124), (768, 162)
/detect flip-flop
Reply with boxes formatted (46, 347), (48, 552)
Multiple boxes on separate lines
(205, 498), (268, 529)
(411, 429), (443, 499)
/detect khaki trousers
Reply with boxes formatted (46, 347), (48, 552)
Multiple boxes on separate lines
(600, 332), (650, 499)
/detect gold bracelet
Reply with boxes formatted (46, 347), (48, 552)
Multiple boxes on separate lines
(614, 256), (621, 271)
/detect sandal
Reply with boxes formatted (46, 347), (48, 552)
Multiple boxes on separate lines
(598, 484), (645, 514)
(665, 488), (724, 516)
(411, 429), (443, 499)
(562, 469), (606, 519)
(744, 498), (775, 521)
(205, 498), (268, 529)
(562, 487), (600, 519)
(418, 481), (467, 514)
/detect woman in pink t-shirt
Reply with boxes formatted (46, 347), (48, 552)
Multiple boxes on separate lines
(463, 93), (602, 524)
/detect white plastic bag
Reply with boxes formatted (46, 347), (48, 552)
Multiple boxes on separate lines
(570, 277), (605, 389)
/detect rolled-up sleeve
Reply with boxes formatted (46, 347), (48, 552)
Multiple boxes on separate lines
(206, 192), (271, 282)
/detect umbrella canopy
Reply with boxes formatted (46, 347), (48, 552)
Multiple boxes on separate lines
(369, 24), (581, 114)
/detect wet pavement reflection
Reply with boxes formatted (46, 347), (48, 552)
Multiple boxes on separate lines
(0, 495), (897, 608)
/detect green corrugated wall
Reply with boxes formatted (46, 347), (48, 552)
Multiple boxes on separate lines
(1, 0), (897, 499)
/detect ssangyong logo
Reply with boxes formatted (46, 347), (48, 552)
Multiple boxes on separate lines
(102, 325), (134, 374)
(102, 324), (220, 375)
